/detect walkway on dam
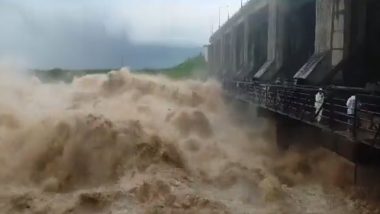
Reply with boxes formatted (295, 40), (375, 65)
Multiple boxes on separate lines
(224, 80), (380, 150)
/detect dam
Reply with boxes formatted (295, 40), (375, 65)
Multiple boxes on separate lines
(207, 0), (380, 186)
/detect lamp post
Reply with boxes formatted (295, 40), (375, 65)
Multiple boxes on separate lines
(218, 5), (230, 29)
(227, 5), (230, 20)
(219, 6), (221, 28)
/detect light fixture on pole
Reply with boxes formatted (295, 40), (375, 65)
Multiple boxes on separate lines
(227, 5), (230, 20)
(218, 7), (221, 28)
(218, 5), (229, 28)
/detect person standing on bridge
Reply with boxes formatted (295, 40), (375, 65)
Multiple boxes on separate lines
(346, 95), (361, 132)
(315, 88), (324, 123)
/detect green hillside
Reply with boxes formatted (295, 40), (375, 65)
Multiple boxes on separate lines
(33, 54), (208, 83)
(33, 68), (113, 83)
(161, 54), (207, 79)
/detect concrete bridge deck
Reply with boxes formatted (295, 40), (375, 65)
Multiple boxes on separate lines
(224, 80), (380, 164)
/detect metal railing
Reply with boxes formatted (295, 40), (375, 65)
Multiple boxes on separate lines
(224, 80), (380, 147)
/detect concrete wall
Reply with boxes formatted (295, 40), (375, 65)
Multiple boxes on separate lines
(294, 0), (367, 85)
(313, 0), (347, 68)
(208, 0), (372, 85)
(209, 0), (268, 79)
(234, 22), (245, 74)
(254, 0), (285, 81)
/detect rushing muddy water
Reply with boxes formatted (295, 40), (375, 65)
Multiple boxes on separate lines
(0, 68), (377, 213)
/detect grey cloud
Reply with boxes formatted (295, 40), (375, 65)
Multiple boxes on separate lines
(0, 0), (201, 69)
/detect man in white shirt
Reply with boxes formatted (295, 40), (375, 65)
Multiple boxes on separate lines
(346, 95), (359, 131)
(315, 88), (324, 122)
(346, 95), (356, 116)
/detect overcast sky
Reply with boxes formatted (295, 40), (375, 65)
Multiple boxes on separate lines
(0, 0), (241, 69)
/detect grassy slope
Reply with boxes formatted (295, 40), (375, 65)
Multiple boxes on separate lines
(33, 68), (114, 83)
(33, 54), (207, 83)
(161, 54), (207, 79)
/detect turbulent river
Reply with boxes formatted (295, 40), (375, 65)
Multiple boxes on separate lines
(0, 68), (377, 213)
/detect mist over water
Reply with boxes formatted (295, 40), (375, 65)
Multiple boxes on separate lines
(0, 67), (374, 213)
